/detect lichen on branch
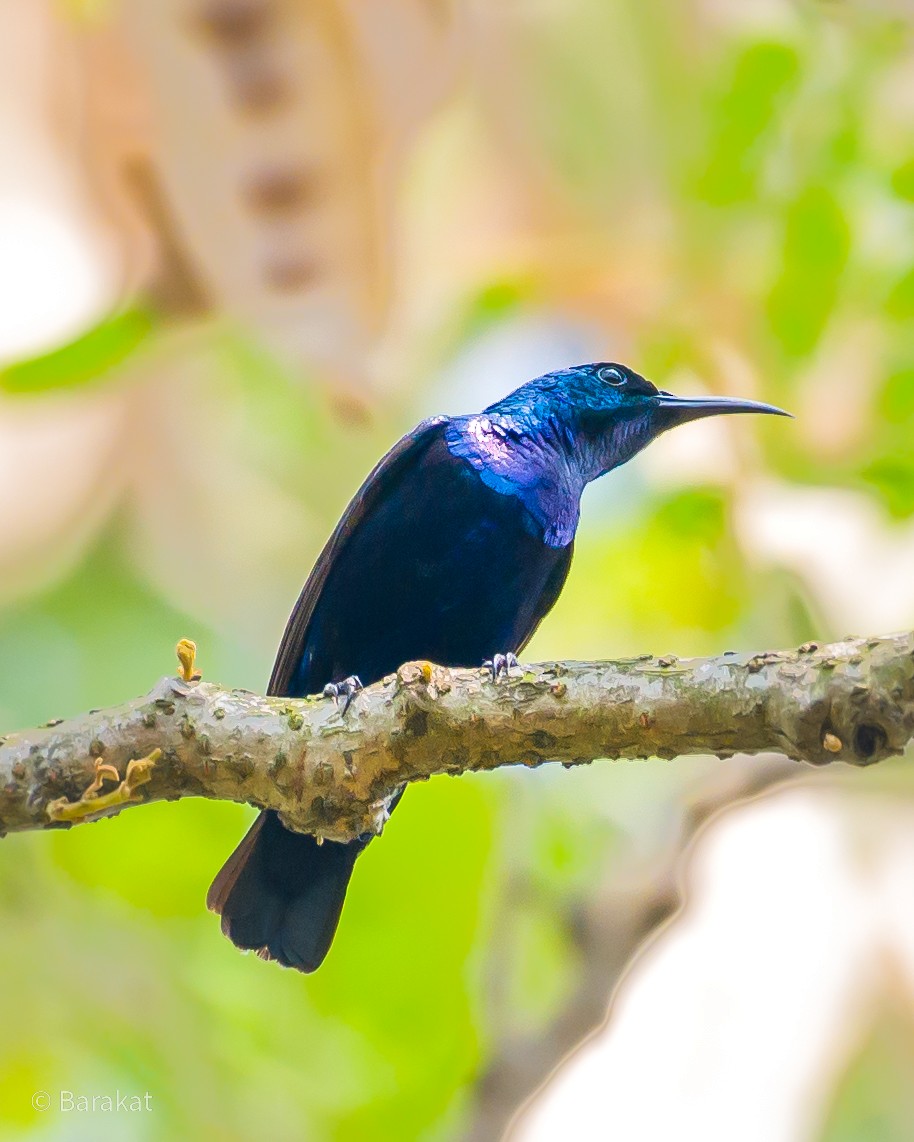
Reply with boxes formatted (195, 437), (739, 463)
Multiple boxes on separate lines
(1, 632), (913, 842)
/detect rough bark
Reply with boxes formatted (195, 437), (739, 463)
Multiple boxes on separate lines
(1, 632), (912, 840)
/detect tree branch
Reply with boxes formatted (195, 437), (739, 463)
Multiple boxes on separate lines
(2, 632), (913, 840)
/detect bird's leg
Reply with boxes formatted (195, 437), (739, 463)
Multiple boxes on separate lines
(322, 675), (363, 714)
(484, 652), (520, 681)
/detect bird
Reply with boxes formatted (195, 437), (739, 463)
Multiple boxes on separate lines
(207, 362), (788, 971)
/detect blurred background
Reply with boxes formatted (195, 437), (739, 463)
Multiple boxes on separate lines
(2, 0), (914, 1138)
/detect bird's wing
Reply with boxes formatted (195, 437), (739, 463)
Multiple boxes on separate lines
(268, 415), (450, 697)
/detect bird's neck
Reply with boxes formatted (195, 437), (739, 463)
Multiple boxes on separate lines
(444, 413), (605, 548)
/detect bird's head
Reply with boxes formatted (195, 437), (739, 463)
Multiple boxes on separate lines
(486, 362), (790, 481)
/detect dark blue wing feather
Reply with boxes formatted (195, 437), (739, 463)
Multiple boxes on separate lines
(268, 416), (450, 698)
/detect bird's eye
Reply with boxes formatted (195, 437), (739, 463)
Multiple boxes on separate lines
(598, 366), (626, 386)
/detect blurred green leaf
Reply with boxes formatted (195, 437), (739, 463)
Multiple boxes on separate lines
(767, 185), (850, 357)
(877, 366), (914, 425)
(858, 456), (914, 518)
(885, 266), (914, 321)
(890, 157), (914, 202)
(0, 309), (154, 395)
(547, 487), (747, 658)
(459, 279), (530, 342)
(49, 798), (252, 920)
(696, 41), (800, 206)
(819, 1005), (914, 1142)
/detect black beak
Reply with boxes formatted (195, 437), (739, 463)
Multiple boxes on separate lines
(654, 391), (792, 425)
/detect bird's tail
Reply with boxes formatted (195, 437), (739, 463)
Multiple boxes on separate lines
(207, 810), (362, 972)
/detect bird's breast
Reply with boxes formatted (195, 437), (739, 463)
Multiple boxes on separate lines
(444, 416), (583, 548)
(296, 438), (571, 689)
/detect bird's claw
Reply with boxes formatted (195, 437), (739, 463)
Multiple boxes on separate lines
(322, 675), (363, 714)
(484, 652), (520, 681)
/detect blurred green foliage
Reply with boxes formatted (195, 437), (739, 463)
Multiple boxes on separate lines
(768, 185), (850, 357)
(696, 42), (801, 207)
(819, 1006), (914, 1142)
(0, 309), (154, 395)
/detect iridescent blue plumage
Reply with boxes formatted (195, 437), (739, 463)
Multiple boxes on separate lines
(208, 362), (788, 971)
(444, 364), (660, 546)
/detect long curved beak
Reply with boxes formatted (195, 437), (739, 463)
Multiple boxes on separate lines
(654, 391), (792, 425)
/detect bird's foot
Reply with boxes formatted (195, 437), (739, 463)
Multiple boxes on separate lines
(322, 675), (363, 714)
(484, 652), (520, 681)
